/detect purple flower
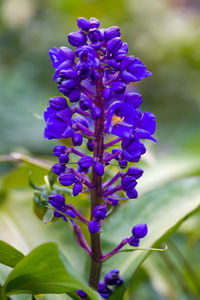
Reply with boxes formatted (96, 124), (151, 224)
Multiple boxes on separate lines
(88, 220), (100, 234)
(73, 182), (83, 196)
(49, 194), (65, 208)
(68, 31), (86, 47)
(98, 282), (112, 299)
(94, 162), (104, 176)
(52, 163), (65, 175)
(49, 47), (74, 68)
(77, 290), (87, 299)
(53, 145), (66, 156)
(104, 269), (123, 286)
(78, 156), (94, 169)
(59, 173), (75, 186)
(93, 206), (107, 220)
(49, 96), (68, 110)
(132, 223), (148, 238)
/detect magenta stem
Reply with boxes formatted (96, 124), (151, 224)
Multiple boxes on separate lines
(102, 171), (123, 191)
(104, 137), (122, 149)
(69, 147), (86, 157)
(73, 224), (91, 255)
(102, 184), (122, 197)
(101, 238), (128, 261)
(103, 151), (121, 163)
(75, 123), (95, 136)
(66, 204), (89, 224)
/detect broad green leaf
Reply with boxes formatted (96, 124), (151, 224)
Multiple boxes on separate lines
(101, 177), (200, 299)
(0, 241), (24, 268)
(2, 242), (101, 300)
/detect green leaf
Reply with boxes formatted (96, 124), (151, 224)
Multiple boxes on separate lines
(2, 242), (101, 300)
(0, 241), (24, 268)
(102, 177), (200, 299)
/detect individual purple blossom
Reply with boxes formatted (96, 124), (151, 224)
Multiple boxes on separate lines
(49, 194), (65, 208)
(76, 289), (87, 299)
(98, 282), (112, 299)
(78, 156), (94, 169)
(88, 220), (100, 234)
(53, 145), (66, 156)
(93, 206), (107, 220)
(94, 162), (104, 176)
(104, 269), (123, 286)
(59, 173), (75, 186)
(52, 163), (65, 175)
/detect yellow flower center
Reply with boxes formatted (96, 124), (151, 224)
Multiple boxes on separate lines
(111, 115), (124, 126)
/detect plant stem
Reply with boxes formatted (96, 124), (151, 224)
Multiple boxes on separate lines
(88, 67), (104, 290)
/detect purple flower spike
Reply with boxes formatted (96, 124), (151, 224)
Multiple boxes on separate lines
(59, 173), (75, 186)
(77, 289), (87, 299)
(49, 194), (65, 208)
(93, 206), (107, 220)
(94, 162), (104, 176)
(88, 220), (100, 234)
(132, 223), (148, 238)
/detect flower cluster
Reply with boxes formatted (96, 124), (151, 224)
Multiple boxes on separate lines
(98, 269), (123, 299)
(44, 16), (156, 297)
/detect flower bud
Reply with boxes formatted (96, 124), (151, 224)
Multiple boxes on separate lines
(69, 89), (81, 102)
(119, 159), (127, 169)
(93, 206), (107, 220)
(59, 153), (69, 164)
(53, 145), (66, 156)
(91, 106), (102, 119)
(121, 176), (137, 190)
(72, 132), (83, 146)
(49, 96), (68, 110)
(104, 269), (123, 286)
(59, 173), (75, 186)
(87, 139), (94, 152)
(126, 166), (143, 179)
(49, 194), (65, 208)
(104, 26), (121, 40)
(73, 182), (83, 196)
(106, 37), (123, 54)
(68, 31), (86, 47)
(88, 28), (102, 42)
(52, 163), (65, 175)
(78, 156), (94, 169)
(94, 162), (104, 176)
(60, 46), (75, 60)
(103, 87), (112, 101)
(77, 17), (90, 31)
(98, 282), (112, 299)
(60, 68), (78, 79)
(125, 92), (143, 108)
(126, 188), (138, 199)
(79, 98), (92, 111)
(88, 220), (100, 234)
(89, 17), (100, 29)
(111, 81), (126, 94)
(62, 126), (73, 138)
(121, 70), (137, 83)
(132, 223), (148, 238)
(76, 290), (87, 299)
(61, 79), (78, 89)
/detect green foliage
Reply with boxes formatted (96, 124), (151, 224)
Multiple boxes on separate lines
(1, 243), (101, 300)
(0, 241), (24, 268)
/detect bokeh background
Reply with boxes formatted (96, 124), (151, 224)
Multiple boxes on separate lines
(0, 0), (200, 299)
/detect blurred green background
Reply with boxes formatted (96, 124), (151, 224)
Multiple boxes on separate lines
(0, 0), (200, 299)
